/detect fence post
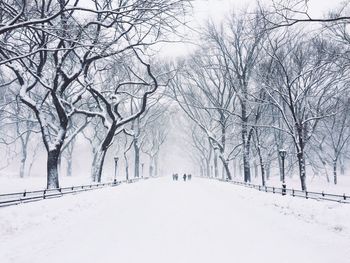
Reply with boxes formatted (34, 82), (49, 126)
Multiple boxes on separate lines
(43, 189), (46, 199)
(273, 187), (275, 194)
(343, 194), (347, 201)
(23, 190), (26, 197)
(292, 189), (295, 197)
(305, 191), (308, 199)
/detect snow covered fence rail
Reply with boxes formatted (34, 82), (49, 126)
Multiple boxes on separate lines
(213, 178), (350, 204)
(0, 178), (145, 208)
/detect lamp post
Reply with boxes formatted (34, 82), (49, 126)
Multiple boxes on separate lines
(114, 157), (119, 185)
(279, 149), (287, 195)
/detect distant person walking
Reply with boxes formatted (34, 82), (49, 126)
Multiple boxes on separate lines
(183, 173), (187, 182)
(188, 174), (192, 181)
(173, 173), (178, 181)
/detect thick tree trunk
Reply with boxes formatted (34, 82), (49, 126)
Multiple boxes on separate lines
(57, 154), (62, 174)
(297, 152), (307, 191)
(243, 145), (251, 182)
(47, 149), (60, 189)
(92, 149), (107, 183)
(91, 150), (98, 182)
(296, 125), (307, 191)
(92, 124), (117, 182)
(219, 155), (232, 180)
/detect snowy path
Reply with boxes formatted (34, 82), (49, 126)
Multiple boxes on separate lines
(1, 177), (350, 263)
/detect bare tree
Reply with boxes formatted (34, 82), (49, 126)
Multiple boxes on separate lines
(260, 33), (343, 190)
(141, 102), (170, 177)
(2, 0), (189, 188)
(259, 0), (350, 30)
(205, 12), (266, 182)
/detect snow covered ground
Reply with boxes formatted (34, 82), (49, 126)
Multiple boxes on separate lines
(1, 177), (350, 263)
(0, 174), (116, 193)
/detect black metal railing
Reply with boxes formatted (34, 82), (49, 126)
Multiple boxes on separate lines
(211, 178), (350, 204)
(0, 177), (146, 208)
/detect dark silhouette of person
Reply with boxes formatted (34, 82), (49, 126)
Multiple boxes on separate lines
(183, 173), (187, 181)
(188, 174), (192, 181)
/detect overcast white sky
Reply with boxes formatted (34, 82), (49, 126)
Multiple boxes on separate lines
(159, 0), (346, 58)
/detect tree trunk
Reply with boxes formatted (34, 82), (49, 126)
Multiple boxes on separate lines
(254, 160), (258, 178)
(214, 150), (219, 178)
(91, 150), (98, 182)
(124, 152), (129, 181)
(149, 165), (154, 178)
(340, 156), (345, 175)
(241, 98), (251, 183)
(266, 162), (270, 181)
(92, 125), (117, 182)
(19, 153), (26, 178)
(297, 152), (307, 191)
(92, 149), (107, 183)
(255, 130), (265, 186)
(296, 125), (307, 191)
(65, 141), (75, 177)
(257, 152), (265, 186)
(322, 161), (330, 183)
(206, 158), (210, 178)
(200, 162), (204, 177)
(333, 159), (338, 185)
(154, 153), (159, 177)
(233, 159), (237, 178)
(243, 145), (251, 182)
(134, 140), (140, 178)
(219, 155), (232, 180)
(66, 156), (72, 177)
(47, 149), (60, 189)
